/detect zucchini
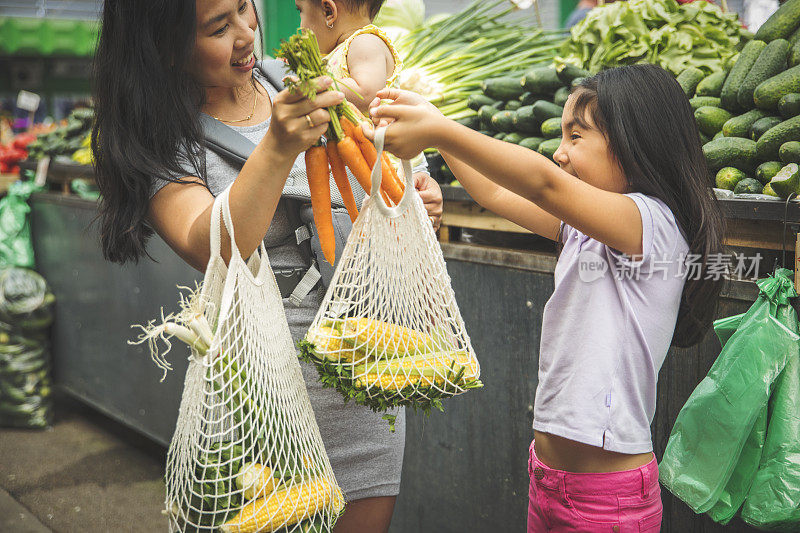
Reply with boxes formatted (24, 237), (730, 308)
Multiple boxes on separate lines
(721, 40), (768, 111)
(553, 86), (571, 107)
(677, 67), (706, 97)
(722, 109), (770, 138)
(779, 93), (800, 118)
(537, 138), (561, 161)
(750, 116), (784, 139)
(519, 137), (546, 151)
(512, 105), (540, 134)
(467, 94), (498, 111)
(703, 137), (760, 172)
(482, 77), (526, 101)
(690, 96), (722, 110)
(519, 92), (543, 106)
(491, 110), (516, 132)
(754, 0), (800, 42)
(780, 141), (800, 163)
(532, 101), (564, 122)
(456, 115), (481, 130)
(738, 39), (790, 109)
(504, 100), (522, 111)
(493, 132), (507, 140)
(753, 64), (800, 109)
(540, 117), (562, 139)
(520, 67), (564, 95)
(696, 71), (727, 97)
(556, 63), (590, 85)
(478, 105), (502, 126)
(695, 106), (733, 137)
(571, 77), (587, 89)
(503, 132), (525, 144)
(756, 115), (800, 160)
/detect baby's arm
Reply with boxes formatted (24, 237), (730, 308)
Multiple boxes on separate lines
(340, 34), (394, 115)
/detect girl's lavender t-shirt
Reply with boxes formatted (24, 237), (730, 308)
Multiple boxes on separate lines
(533, 193), (690, 454)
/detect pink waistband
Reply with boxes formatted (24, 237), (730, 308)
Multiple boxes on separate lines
(530, 441), (659, 496)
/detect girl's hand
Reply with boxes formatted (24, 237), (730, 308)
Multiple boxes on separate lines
(265, 76), (344, 156)
(365, 88), (446, 160)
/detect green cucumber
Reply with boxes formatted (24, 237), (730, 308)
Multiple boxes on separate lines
(677, 67), (706, 97)
(519, 137), (546, 151)
(467, 94), (497, 111)
(519, 92), (542, 106)
(571, 77), (587, 89)
(504, 100), (522, 111)
(753, 64), (800, 109)
(553, 86), (571, 107)
(791, 39), (800, 67)
(456, 115), (481, 130)
(503, 132), (525, 144)
(722, 109), (770, 137)
(540, 117), (562, 139)
(738, 39), (790, 109)
(734, 177), (764, 194)
(695, 106), (734, 137)
(703, 137), (759, 172)
(756, 161), (784, 184)
(512, 105), (540, 134)
(714, 131), (725, 140)
(556, 63), (590, 85)
(478, 105), (502, 128)
(696, 71), (727, 97)
(532, 101), (563, 123)
(756, 115), (800, 160)
(721, 40), (768, 111)
(482, 77), (526, 101)
(763, 182), (780, 196)
(491, 110), (516, 132)
(750, 116), (784, 139)
(780, 141), (800, 163)
(769, 163), (800, 198)
(537, 138), (561, 161)
(520, 67), (564, 95)
(493, 132), (507, 140)
(754, 0), (800, 42)
(690, 96), (722, 110)
(700, 131), (711, 145)
(791, 25), (800, 45)
(716, 167), (748, 190)
(778, 93), (800, 117)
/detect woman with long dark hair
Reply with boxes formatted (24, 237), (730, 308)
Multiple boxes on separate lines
(367, 63), (725, 531)
(92, 1), (442, 531)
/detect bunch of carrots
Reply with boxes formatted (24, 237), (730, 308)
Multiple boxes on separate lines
(277, 29), (406, 265)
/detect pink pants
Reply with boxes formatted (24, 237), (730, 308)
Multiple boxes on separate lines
(528, 441), (662, 532)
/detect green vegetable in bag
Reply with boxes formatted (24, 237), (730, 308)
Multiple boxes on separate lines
(741, 350), (800, 530)
(0, 181), (42, 269)
(659, 269), (799, 514)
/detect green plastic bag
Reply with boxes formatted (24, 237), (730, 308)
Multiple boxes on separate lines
(0, 180), (41, 269)
(741, 348), (800, 530)
(659, 269), (800, 514)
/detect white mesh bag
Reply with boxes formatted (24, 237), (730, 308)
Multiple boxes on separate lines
(133, 186), (344, 532)
(299, 127), (482, 429)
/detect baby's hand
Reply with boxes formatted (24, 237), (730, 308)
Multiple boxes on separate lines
(365, 88), (445, 160)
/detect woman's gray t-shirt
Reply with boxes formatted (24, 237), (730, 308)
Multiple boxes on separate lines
(150, 72), (405, 500)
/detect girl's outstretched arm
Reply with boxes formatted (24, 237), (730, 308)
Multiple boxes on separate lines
(369, 89), (644, 257)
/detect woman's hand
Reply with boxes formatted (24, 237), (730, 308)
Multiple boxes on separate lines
(265, 76), (344, 156)
(414, 172), (443, 231)
(365, 88), (447, 160)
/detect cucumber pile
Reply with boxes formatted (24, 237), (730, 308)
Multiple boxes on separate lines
(458, 64), (590, 163)
(689, 0), (800, 198)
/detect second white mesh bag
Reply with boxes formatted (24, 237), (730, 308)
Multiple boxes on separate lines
(299, 127), (482, 429)
(133, 186), (344, 532)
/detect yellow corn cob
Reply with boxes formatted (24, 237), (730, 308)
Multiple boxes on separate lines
(356, 351), (476, 374)
(236, 463), (277, 501)
(343, 318), (439, 357)
(353, 357), (479, 391)
(354, 372), (444, 390)
(220, 478), (343, 533)
(306, 327), (360, 363)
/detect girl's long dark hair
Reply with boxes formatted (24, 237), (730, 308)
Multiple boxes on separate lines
(572, 64), (725, 348)
(92, 0), (262, 264)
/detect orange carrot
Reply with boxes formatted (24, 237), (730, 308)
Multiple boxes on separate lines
(379, 156), (404, 205)
(305, 145), (336, 264)
(326, 142), (359, 222)
(337, 137), (372, 195)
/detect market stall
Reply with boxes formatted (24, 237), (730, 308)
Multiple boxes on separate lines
(6, 0), (800, 531)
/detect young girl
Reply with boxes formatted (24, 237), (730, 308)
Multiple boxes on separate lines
(368, 64), (725, 531)
(295, 0), (400, 115)
(92, 1), (441, 531)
